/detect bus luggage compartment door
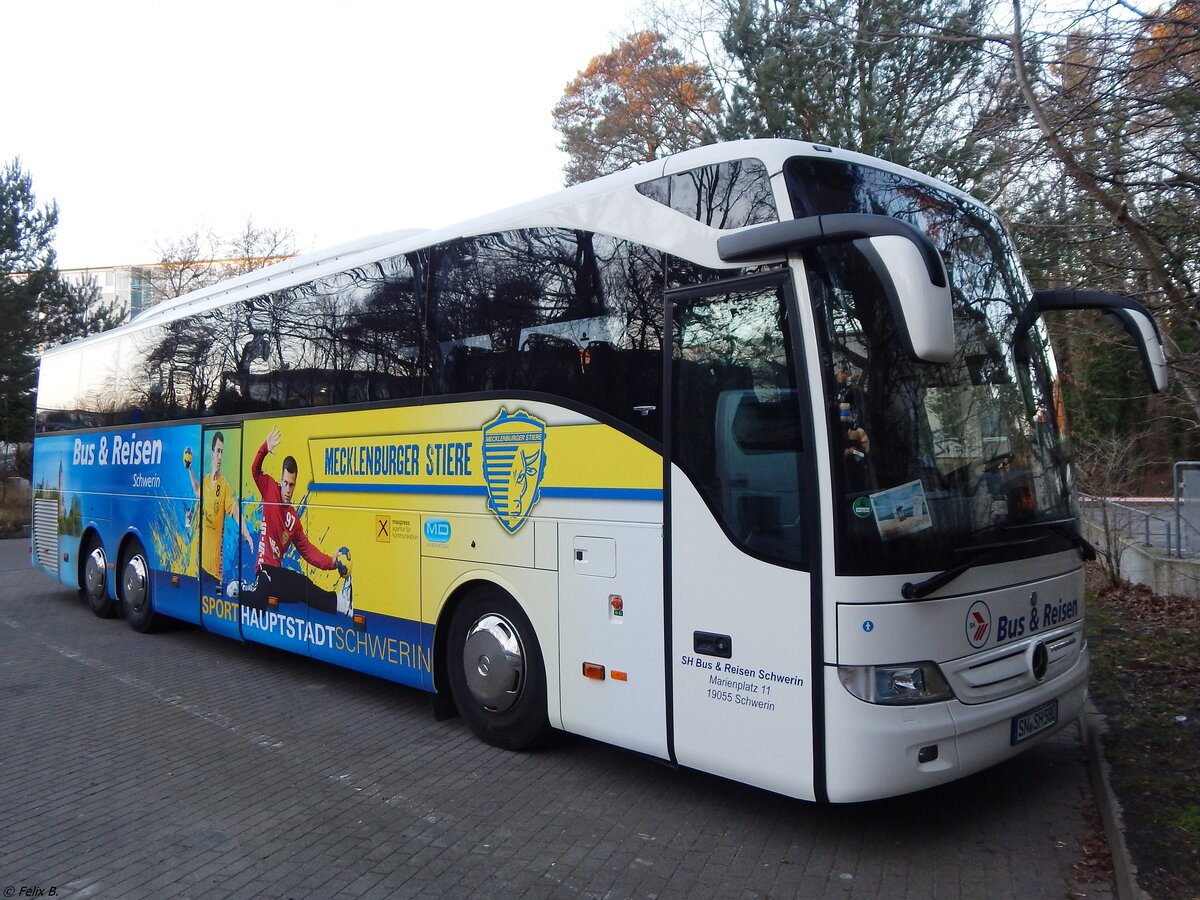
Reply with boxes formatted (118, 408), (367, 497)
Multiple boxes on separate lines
(558, 522), (668, 759)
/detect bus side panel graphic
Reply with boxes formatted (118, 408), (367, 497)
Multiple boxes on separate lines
(234, 403), (661, 688)
(32, 425), (201, 619)
(32, 401), (659, 693)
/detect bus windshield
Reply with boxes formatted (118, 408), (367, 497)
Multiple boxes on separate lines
(786, 156), (1077, 577)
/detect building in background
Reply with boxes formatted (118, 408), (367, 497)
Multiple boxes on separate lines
(60, 255), (293, 322)
(60, 265), (155, 319)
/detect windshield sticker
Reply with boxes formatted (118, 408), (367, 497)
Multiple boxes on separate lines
(870, 480), (932, 540)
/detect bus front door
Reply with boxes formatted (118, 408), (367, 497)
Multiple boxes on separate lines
(198, 425), (245, 641)
(666, 272), (818, 801)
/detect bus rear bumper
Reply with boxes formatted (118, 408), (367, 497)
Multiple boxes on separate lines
(822, 649), (1088, 802)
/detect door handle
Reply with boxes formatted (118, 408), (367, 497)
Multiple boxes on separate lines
(693, 631), (732, 659)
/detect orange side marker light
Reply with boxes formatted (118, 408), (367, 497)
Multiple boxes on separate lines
(582, 662), (606, 680)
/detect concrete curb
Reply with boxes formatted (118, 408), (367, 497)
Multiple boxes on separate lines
(1082, 704), (1150, 900)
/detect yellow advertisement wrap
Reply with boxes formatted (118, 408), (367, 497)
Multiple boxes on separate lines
(236, 400), (662, 689)
(303, 407), (661, 508)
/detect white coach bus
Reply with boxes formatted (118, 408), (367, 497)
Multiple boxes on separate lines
(32, 139), (1165, 801)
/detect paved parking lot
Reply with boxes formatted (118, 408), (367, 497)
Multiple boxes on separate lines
(0, 538), (1109, 899)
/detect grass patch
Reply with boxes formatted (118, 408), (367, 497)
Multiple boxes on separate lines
(1177, 805), (1200, 842)
(0, 481), (31, 538)
(1085, 566), (1200, 898)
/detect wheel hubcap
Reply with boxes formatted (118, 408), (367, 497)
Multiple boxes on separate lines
(123, 554), (148, 613)
(462, 614), (524, 712)
(84, 547), (106, 601)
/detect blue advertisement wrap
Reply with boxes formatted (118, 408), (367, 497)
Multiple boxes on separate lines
(32, 423), (433, 692)
(33, 425), (203, 622)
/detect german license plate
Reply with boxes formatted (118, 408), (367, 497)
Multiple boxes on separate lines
(1011, 699), (1058, 744)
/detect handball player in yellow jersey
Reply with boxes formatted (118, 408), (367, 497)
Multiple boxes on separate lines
(187, 431), (253, 597)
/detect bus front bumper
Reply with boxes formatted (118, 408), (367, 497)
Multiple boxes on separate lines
(821, 649), (1088, 803)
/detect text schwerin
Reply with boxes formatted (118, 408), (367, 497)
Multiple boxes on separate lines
(680, 654), (805, 687)
(239, 606), (431, 672)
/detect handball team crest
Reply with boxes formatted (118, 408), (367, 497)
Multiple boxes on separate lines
(482, 408), (547, 533)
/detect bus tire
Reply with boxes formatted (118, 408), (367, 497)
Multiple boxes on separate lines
(80, 534), (117, 619)
(119, 539), (163, 634)
(446, 586), (550, 750)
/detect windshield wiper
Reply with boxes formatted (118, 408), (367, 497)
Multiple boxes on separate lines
(901, 537), (1041, 600)
(1003, 517), (1097, 561)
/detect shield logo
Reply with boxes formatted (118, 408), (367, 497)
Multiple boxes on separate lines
(482, 408), (547, 534)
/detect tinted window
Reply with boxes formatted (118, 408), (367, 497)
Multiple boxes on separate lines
(789, 155), (1076, 575)
(223, 256), (425, 413)
(40, 254), (428, 428)
(427, 228), (664, 440)
(670, 270), (808, 568)
(35, 343), (85, 431)
(41, 232), (666, 440)
(637, 159), (777, 230)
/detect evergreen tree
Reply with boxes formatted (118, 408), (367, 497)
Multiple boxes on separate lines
(0, 158), (58, 445)
(37, 274), (126, 350)
(719, 0), (998, 183)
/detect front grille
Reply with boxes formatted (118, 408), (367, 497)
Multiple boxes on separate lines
(942, 622), (1083, 704)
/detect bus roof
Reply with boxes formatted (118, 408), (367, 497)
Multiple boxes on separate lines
(44, 138), (985, 359)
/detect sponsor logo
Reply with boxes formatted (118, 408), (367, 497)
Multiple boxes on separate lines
(481, 408), (547, 534)
(423, 518), (451, 543)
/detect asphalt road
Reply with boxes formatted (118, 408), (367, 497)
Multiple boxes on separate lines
(0, 538), (1110, 899)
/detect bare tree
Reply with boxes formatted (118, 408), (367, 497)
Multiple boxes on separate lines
(221, 216), (297, 278)
(151, 217), (297, 305)
(962, 0), (1200, 470)
(1075, 430), (1146, 585)
(151, 228), (221, 304)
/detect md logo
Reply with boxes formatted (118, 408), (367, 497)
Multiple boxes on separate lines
(424, 518), (452, 543)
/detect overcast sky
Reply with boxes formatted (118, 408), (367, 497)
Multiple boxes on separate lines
(2, 0), (640, 269)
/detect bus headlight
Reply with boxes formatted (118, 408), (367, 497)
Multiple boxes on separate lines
(837, 662), (954, 705)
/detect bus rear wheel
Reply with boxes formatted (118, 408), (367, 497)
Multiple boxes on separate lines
(446, 587), (549, 750)
(80, 535), (117, 618)
(119, 539), (162, 633)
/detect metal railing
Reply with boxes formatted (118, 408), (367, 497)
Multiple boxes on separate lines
(1173, 461), (1200, 558)
(1079, 494), (1173, 555)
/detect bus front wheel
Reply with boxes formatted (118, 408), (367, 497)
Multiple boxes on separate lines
(80, 535), (117, 618)
(119, 539), (162, 634)
(446, 587), (549, 750)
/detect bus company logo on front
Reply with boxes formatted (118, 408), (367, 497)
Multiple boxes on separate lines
(482, 408), (547, 534)
(966, 600), (991, 649)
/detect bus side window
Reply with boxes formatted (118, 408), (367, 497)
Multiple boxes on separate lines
(425, 229), (664, 441)
(671, 277), (808, 568)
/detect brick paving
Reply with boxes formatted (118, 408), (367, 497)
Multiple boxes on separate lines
(0, 538), (1109, 898)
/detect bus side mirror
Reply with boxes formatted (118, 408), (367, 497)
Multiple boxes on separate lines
(717, 213), (954, 364)
(853, 234), (954, 364)
(1016, 289), (1167, 393)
